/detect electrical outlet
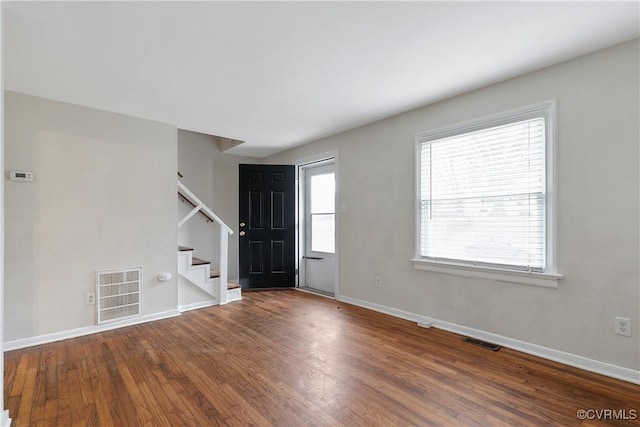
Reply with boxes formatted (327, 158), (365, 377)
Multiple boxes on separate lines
(375, 275), (382, 288)
(86, 292), (96, 305)
(615, 317), (631, 337)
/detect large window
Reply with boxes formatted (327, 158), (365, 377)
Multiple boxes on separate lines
(415, 101), (559, 286)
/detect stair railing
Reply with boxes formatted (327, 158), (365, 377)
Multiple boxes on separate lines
(177, 180), (234, 304)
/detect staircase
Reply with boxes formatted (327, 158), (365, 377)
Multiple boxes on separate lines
(177, 180), (240, 308)
(178, 246), (241, 304)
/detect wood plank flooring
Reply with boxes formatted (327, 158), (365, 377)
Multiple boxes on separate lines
(5, 290), (640, 426)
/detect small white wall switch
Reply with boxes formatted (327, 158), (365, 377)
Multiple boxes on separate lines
(10, 170), (34, 182)
(158, 272), (172, 282)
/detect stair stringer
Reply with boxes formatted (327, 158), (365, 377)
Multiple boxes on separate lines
(178, 251), (220, 299)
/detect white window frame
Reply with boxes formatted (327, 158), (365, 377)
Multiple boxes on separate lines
(412, 100), (562, 288)
(305, 163), (336, 255)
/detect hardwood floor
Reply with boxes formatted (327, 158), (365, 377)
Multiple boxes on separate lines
(5, 290), (640, 426)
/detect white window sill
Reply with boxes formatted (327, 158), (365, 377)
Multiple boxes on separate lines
(411, 259), (563, 288)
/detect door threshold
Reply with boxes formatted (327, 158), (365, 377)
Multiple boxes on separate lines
(296, 286), (335, 299)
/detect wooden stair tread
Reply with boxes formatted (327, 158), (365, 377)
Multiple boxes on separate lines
(210, 270), (220, 278)
(191, 257), (209, 266)
(227, 282), (241, 290)
(178, 246), (193, 252)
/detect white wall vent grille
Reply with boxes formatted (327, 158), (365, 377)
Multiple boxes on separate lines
(96, 267), (142, 324)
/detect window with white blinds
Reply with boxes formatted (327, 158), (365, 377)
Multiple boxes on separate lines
(417, 102), (555, 274)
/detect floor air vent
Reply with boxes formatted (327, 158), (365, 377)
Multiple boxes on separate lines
(464, 337), (501, 351)
(96, 267), (142, 324)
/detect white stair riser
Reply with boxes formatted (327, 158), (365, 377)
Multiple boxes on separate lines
(178, 252), (220, 297)
(178, 251), (241, 303)
(227, 287), (242, 303)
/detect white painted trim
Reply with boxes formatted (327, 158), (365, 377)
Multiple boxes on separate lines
(295, 287), (335, 300)
(219, 231), (229, 305)
(294, 150), (339, 168)
(178, 300), (218, 313)
(4, 309), (181, 352)
(178, 205), (202, 228)
(0, 411), (10, 427)
(296, 165), (304, 287)
(545, 100), (559, 279)
(227, 287), (242, 303)
(338, 295), (640, 385)
(415, 100), (557, 143)
(177, 180), (234, 234)
(411, 258), (562, 288)
(338, 295), (430, 324)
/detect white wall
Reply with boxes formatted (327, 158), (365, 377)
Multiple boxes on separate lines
(4, 92), (178, 342)
(264, 40), (640, 372)
(177, 129), (258, 279)
(178, 130), (219, 266)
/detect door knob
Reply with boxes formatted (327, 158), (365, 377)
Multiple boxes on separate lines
(239, 231), (246, 236)
(240, 222), (246, 227)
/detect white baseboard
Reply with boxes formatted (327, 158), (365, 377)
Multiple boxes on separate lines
(295, 287), (335, 299)
(4, 309), (181, 352)
(338, 295), (640, 385)
(179, 300), (218, 312)
(1, 410), (10, 427)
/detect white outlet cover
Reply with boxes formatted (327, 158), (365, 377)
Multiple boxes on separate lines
(615, 317), (632, 337)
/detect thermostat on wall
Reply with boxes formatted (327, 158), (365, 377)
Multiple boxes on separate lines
(10, 170), (34, 182)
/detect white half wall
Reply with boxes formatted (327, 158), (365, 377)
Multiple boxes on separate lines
(264, 40), (640, 374)
(4, 92), (178, 342)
